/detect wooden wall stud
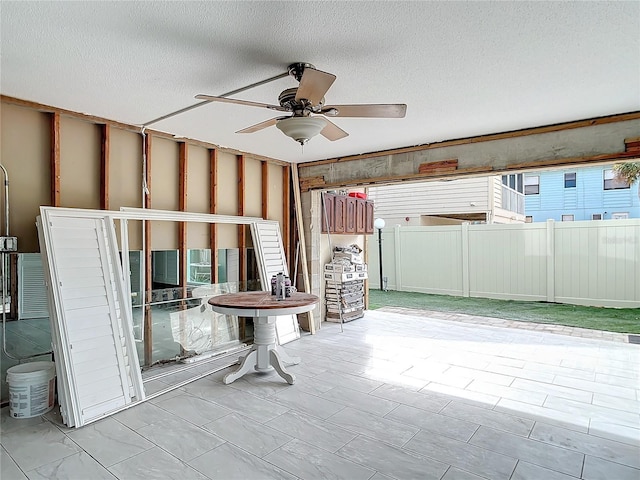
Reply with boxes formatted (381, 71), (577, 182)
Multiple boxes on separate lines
(50, 112), (60, 206)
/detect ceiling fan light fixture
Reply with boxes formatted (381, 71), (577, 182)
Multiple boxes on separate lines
(276, 116), (327, 145)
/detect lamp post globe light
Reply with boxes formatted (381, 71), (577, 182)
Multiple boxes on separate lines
(374, 218), (385, 291)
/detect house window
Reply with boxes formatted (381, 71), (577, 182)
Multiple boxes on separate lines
(612, 212), (629, 220)
(592, 213), (602, 220)
(502, 174), (524, 193)
(564, 172), (576, 188)
(561, 214), (574, 222)
(525, 216), (533, 223)
(524, 175), (539, 195)
(604, 169), (630, 190)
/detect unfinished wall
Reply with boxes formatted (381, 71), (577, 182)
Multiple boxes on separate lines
(150, 137), (180, 249)
(0, 103), (51, 252)
(216, 151), (239, 249)
(1, 97), (293, 370)
(110, 127), (143, 249)
(267, 163), (284, 225)
(186, 145), (210, 249)
(244, 157), (262, 219)
(0, 98), (291, 256)
(59, 116), (101, 209)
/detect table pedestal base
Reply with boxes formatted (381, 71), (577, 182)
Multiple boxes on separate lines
(223, 316), (300, 385)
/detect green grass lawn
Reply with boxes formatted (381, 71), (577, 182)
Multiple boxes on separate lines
(368, 290), (640, 334)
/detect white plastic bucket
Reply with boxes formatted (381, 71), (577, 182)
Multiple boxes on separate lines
(6, 361), (56, 418)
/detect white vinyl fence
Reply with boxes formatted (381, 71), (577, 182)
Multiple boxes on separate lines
(368, 219), (640, 308)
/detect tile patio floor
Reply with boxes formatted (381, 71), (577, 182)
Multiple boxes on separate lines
(1, 308), (639, 480)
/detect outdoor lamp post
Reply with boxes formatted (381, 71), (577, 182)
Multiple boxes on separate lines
(374, 218), (385, 291)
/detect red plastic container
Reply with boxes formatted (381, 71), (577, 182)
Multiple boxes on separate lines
(348, 192), (367, 199)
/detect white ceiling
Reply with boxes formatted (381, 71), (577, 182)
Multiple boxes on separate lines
(2, 2), (639, 163)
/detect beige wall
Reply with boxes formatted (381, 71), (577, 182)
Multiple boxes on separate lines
(150, 137), (179, 249)
(244, 157), (262, 218)
(59, 116), (101, 209)
(0, 103), (51, 252)
(216, 151), (239, 249)
(267, 163), (284, 224)
(187, 145), (211, 249)
(110, 127), (143, 249)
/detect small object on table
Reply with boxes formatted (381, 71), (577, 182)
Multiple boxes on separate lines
(209, 291), (319, 385)
(271, 273), (293, 300)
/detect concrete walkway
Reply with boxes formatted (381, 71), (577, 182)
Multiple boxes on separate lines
(378, 306), (632, 343)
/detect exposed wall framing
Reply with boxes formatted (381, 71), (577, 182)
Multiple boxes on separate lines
(178, 142), (188, 298)
(237, 155), (246, 285)
(262, 161), (269, 220)
(209, 148), (219, 284)
(143, 132), (153, 366)
(291, 164), (315, 334)
(282, 166), (291, 269)
(1, 95), (288, 167)
(50, 112), (60, 206)
(100, 123), (110, 210)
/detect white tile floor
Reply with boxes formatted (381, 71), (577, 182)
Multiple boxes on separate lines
(1, 308), (639, 480)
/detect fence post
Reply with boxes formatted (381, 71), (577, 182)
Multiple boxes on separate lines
(394, 225), (402, 291)
(546, 219), (555, 302)
(461, 222), (470, 297)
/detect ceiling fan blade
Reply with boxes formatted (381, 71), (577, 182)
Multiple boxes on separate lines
(321, 104), (407, 118)
(195, 94), (287, 112)
(236, 117), (286, 134)
(295, 68), (336, 106)
(320, 119), (349, 141)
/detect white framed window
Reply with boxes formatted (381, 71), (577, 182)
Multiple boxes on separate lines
(612, 212), (629, 220)
(561, 214), (574, 222)
(591, 213), (602, 220)
(604, 169), (630, 190)
(524, 175), (539, 195)
(525, 216), (533, 223)
(501, 173), (524, 193)
(564, 172), (576, 188)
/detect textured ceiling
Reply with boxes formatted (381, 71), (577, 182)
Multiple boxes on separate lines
(2, 2), (639, 163)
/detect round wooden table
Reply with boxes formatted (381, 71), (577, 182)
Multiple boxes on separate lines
(209, 291), (319, 385)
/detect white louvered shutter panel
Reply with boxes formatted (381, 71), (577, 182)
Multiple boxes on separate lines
(38, 209), (144, 427)
(18, 253), (50, 319)
(250, 221), (300, 344)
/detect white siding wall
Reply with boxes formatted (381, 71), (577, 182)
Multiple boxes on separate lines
(493, 176), (502, 207)
(368, 177), (491, 218)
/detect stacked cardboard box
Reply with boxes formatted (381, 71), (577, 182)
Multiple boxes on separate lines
(324, 260), (367, 323)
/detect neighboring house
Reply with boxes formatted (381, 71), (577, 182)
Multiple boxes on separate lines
(524, 164), (640, 222)
(367, 174), (525, 225)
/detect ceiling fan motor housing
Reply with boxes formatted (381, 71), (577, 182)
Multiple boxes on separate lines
(278, 88), (324, 113)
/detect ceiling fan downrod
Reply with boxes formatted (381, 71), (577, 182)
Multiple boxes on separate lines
(287, 62), (316, 82)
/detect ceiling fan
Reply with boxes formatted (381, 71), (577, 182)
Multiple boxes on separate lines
(195, 62), (407, 146)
